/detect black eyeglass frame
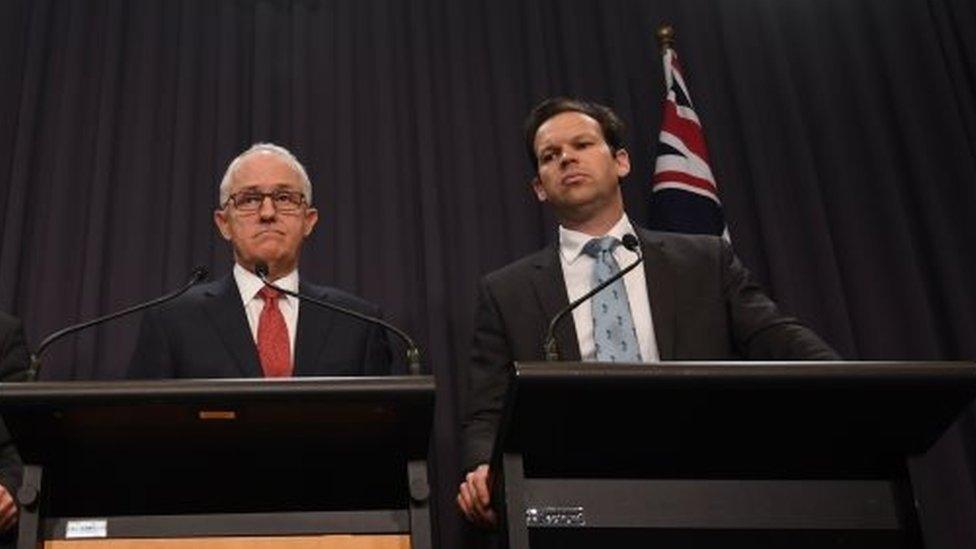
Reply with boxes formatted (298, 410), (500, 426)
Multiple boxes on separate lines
(222, 189), (309, 212)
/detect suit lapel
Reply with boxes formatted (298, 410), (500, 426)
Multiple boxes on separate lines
(202, 275), (263, 377)
(640, 229), (676, 360)
(293, 281), (337, 376)
(530, 244), (581, 362)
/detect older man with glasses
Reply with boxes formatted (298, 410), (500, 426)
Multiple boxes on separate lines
(128, 143), (393, 379)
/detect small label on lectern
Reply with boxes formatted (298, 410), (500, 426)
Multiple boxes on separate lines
(65, 519), (108, 538)
(526, 507), (586, 527)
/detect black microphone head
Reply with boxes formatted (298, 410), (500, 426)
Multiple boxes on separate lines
(191, 265), (209, 282)
(622, 233), (640, 252)
(254, 262), (270, 280)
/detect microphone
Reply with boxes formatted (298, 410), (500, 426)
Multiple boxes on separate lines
(543, 233), (643, 361)
(254, 262), (422, 376)
(28, 266), (209, 381)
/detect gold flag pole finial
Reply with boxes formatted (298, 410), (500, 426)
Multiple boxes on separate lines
(656, 24), (676, 52)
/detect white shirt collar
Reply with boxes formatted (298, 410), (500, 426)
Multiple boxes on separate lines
(233, 263), (299, 304)
(558, 213), (637, 264)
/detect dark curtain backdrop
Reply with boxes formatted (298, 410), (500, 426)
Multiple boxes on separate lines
(1, 0), (975, 547)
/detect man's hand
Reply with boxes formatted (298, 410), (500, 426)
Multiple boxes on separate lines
(457, 463), (498, 528)
(0, 485), (17, 533)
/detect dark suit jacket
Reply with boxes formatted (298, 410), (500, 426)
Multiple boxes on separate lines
(461, 228), (839, 469)
(128, 274), (395, 378)
(0, 312), (28, 546)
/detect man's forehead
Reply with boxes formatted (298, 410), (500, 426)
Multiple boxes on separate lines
(534, 111), (603, 149)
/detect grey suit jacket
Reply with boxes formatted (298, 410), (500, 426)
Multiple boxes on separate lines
(128, 273), (395, 379)
(461, 228), (839, 469)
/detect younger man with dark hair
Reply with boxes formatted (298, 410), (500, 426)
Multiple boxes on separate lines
(457, 97), (838, 526)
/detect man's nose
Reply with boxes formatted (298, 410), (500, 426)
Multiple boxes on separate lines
(559, 149), (577, 168)
(258, 195), (277, 219)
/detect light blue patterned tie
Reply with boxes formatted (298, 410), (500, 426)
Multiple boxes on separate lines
(583, 236), (641, 363)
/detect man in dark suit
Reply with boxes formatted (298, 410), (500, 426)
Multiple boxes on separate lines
(456, 98), (838, 526)
(129, 143), (392, 379)
(1, 312), (29, 546)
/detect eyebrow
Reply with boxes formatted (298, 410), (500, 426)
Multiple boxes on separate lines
(236, 183), (301, 191)
(536, 131), (600, 153)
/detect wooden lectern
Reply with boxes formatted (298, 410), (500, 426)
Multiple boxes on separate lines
(0, 376), (434, 549)
(491, 361), (976, 549)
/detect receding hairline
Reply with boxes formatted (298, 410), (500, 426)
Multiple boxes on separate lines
(218, 143), (313, 206)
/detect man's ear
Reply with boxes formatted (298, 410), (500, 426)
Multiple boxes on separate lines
(302, 208), (319, 237)
(531, 176), (547, 203)
(214, 209), (232, 240)
(614, 148), (631, 179)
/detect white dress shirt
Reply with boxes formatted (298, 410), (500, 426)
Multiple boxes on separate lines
(559, 214), (659, 362)
(233, 263), (300, 356)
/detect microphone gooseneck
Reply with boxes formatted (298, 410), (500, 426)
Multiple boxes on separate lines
(543, 233), (643, 361)
(254, 262), (422, 376)
(27, 266), (209, 381)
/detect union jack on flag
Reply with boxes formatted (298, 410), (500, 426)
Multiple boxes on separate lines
(648, 45), (727, 237)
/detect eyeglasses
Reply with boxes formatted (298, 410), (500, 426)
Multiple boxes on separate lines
(224, 190), (308, 213)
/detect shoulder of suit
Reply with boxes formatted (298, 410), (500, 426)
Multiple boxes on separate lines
(302, 281), (383, 317)
(480, 245), (554, 287)
(186, 276), (229, 300)
(144, 276), (229, 316)
(637, 227), (726, 254)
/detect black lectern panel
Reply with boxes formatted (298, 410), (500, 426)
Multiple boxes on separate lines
(501, 362), (976, 478)
(494, 362), (976, 549)
(0, 376), (434, 547)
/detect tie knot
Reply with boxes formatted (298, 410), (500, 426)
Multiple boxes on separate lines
(582, 236), (619, 258)
(258, 286), (281, 303)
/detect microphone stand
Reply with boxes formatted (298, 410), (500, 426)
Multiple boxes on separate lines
(255, 265), (422, 376)
(543, 234), (644, 361)
(27, 267), (209, 381)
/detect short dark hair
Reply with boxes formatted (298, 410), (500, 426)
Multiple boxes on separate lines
(523, 97), (627, 168)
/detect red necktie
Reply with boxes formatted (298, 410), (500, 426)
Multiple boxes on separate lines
(257, 286), (292, 377)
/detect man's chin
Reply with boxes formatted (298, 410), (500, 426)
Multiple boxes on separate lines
(552, 192), (600, 211)
(260, 255), (300, 274)
(238, 251), (285, 267)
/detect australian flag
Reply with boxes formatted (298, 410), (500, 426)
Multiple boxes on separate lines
(648, 46), (727, 237)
